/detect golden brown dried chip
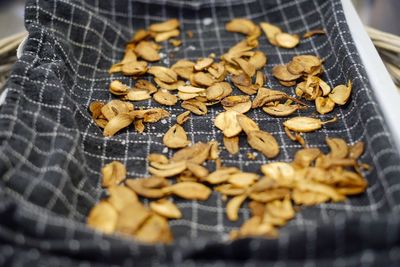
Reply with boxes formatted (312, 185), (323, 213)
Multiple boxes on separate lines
(122, 60), (148, 76)
(141, 176), (169, 188)
(102, 161), (127, 188)
(249, 188), (290, 203)
(154, 29), (180, 42)
(150, 199), (182, 219)
(135, 79), (158, 94)
(135, 41), (160, 62)
(249, 51), (267, 70)
(147, 154), (169, 165)
(262, 103), (299, 117)
(149, 19), (180, 32)
(194, 57), (214, 71)
(231, 73), (251, 87)
(283, 116), (337, 132)
(247, 130), (279, 158)
(349, 141), (365, 160)
(303, 29), (326, 38)
(255, 71), (265, 87)
(326, 137), (349, 159)
(87, 201), (118, 234)
(222, 95), (252, 113)
(163, 124), (190, 149)
(171, 60), (195, 80)
(176, 111), (191, 125)
(153, 90), (178, 106)
(148, 160), (187, 178)
(89, 101), (105, 120)
(329, 80), (352, 105)
(134, 214), (172, 244)
(109, 80), (130, 95)
(148, 66), (178, 83)
(215, 184), (246, 196)
(275, 33), (300, 48)
(294, 148), (321, 167)
(265, 198), (295, 220)
(171, 142), (211, 164)
(163, 182), (212, 200)
(315, 96), (335, 114)
(187, 162), (209, 179)
(228, 172), (259, 188)
(233, 57), (256, 77)
(205, 167), (240, 184)
(101, 100), (134, 121)
(125, 179), (166, 198)
(226, 18), (257, 36)
(192, 72), (215, 87)
(292, 188), (330, 206)
(226, 194), (247, 221)
(223, 136), (239, 155)
(103, 113), (134, 137)
(214, 110), (242, 137)
(115, 201), (150, 235)
(124, 89), (152, 101)
(181, 99), (208, 115)
(272, 64), (302, 81)
(260, 22), (282, 46)
(108, 185), (138, 212)
(236, 114), (260, 134)
(169, 39), (182, 47)
(261, 162), (295, 184)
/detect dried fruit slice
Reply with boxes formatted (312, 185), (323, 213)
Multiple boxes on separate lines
(134, 214), (172, 244)
(115, 201), (150, 235)
(315, 96), (335, 114)
(163, 182), (212, 200)
(223, 136), (239, 155)
(108, 185), (138, 212)
(134, 79), (158, 94)
(275, 33), (300, 48)
(214, 110), (242, 137)
(283, 116), (337, 132)
(122, 61), (148, 76)
(149, 19), (180, 32)
(292, 189), (330, 206)
(303, 29), (326, 38)
(205, 167), (240, 184)
(249, 51), (267, 70)
(262, 103), (299, 117)
(233, 57), (256, 77)
(222, 95), (252, 113)
(226, 18), (257, 36)
(103, 113), (134, 137)
(326, 137), (349, 159)
(294, 148), (321, 167)
(247, 130), (279, 158)
(261, 162), (295, 184)
(171, 60), (195, 80)
(194, 58), (214, 71)
(249, 188), (290, 203)
(150, 199), (182, 219)
(125, 179), (166, 198)
(215, 184), (246, 196)
(228, 172), (259, 188)
(260, 22), (282, 45)
(135, 41), (160, 62)
(349, 141), (364, 160)
(272, 65), (302, 81)
(181, 99), (208, 115)
(102, 161), (127, 187)
(163, 124), (190, 149)
(226, 194), (247, 221)
(109, 80), (130, 95)
(148, 66), (178, 83)
(148, 160), (187, 178)
(171, 142), (211, 164)
(154, 29), (180, 42)
(141, 176), (169, 188)
(153, 90), (178, 106)
(177, 111), (191, 125)
(329, 80), (352, 105)
(124, 89), (152, 101)
(101, 100), (134, 120)
(236, 114), (260, 134)
(87, 201), (118, 234)
(192, 72), (215, 87)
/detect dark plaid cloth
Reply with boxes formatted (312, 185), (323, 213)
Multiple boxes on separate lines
(1, 0), (400, 266)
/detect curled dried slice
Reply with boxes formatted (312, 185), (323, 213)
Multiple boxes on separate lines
(236, 114), (260, 134)
(206, 83), (224, 100)
(303, 29), (326, 38)
(226, 194), (247, 221)
(187, 162), (209, 179)
(247, 130), (279, 159)
(135, 79), (157, 94)
(349, 141), (364, 160)
(109, 80), (130, 95)
(222, 95), (252, 113)
(192, 72), (215, 87)
(262, 103), (299, 117)
(135, 41), (160, 62)
(134, 214), (172, 244)
(226, 18), (257, 36)
(163, 124), (190, 149)
(178, 85), (205, 94)
(103, 113), (134, 137)
(215, 184), (246, 196)
(272, 65), (302, 81)
(181, 99), (208, 115)
(130, 29), (149, 43)
(115, 202), (150, 235)
(126, 179), (166, 198)
(87, 201), (118, 234)
(296, 181), (345, 202)
(108, 185), (138, 211)
(275, 33), (299, 48)
(292, 189), (330, 206)
(326, 137), (349, 159)
(249, 188), (290, 203)
(150, 199), (182, 219)
(233, 57), (256, 77)
(102, 161), (127, 188)
(291, 55), (322, 74)
(141, 108), (170, 123)
(163, 182), (212, 200)
(153, 90), (178, 106)
(231, 73), (251, 87)
(329, 80), (352, 105)
(283, 116), (337, 132)
(228, 172), (259, 188)
(260, 22), (282, 45)
(214, 110), (242, 137)
(148, 66), (178, 83)
(149, 19), (180, 32)
(171, 142), (211, 164)
(315, 96), (335, 114)
(255, 71), (265, 87)
(171, 60), (195, 80)
(265, 198), (295, 220)
(194, 58), (214, 71)
(294, 148), (321, 167)
(101, 100), (134, 120)
(249, 51), (267, 70)
(141, 176), (169, 188)
(122, 61), (148, 76)
(148, 160), (187, 178)
(205, 167), (240, 184)
(148, 154), (169, 165)
(154, 29), (180, 42)
(177, 111), (191, 125)
(124, 89), (152, 101)
(89, 101), (105, 119)
(261, 162), (295, 184)
(223, 136), (239, 155)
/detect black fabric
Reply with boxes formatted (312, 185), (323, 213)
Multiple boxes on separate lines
(1, 0), (400, 266)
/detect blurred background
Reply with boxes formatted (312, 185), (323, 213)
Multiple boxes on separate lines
(0, 0), (399, 89)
